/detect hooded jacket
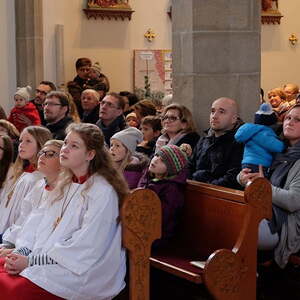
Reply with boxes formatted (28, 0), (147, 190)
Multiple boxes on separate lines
(8, 102), (41, 132)
(235, 123), (284, 167)
(138, 168), (187, 248)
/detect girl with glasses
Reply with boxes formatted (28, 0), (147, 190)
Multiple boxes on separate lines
(0, 126), (52, 243)
(0, 123), (128, 300)
(0, 140), (63, 257)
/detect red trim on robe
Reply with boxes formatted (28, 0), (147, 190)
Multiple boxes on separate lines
(72, 173), (90, 184)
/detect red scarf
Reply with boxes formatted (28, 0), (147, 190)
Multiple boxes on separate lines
(72, 173), (90, 184)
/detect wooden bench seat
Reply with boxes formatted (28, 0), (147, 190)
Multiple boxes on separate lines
(151, 178), (272, 300)
(121, 178), (272, 300)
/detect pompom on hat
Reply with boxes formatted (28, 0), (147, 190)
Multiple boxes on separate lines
(111, 127), (143, 154)
(14, 85), (32, 102)
(254, 103), (277, 126)
(156, 144), (188, 177)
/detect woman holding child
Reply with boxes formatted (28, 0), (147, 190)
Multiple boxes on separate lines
(0, 123), (128, 300)
(239, 104), (300, 268)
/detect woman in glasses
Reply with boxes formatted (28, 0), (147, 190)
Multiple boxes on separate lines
(155, 103), (200, 154)
(0, 126), (52, 243)
(0, 140), (63, 256)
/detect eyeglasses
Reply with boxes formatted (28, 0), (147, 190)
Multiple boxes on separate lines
(100, 100), (118, 109)
(38, 150), (59, 158)
(36, 89), (48, 96)
(42, 102), (62, 108)
(161, 115), (180, 122)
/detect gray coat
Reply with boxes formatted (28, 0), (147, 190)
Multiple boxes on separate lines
(273, 159), (300, 267)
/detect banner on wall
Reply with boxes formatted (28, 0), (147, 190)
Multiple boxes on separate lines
(134, 49), (172, 96)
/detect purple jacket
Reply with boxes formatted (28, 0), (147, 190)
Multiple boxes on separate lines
(138, 168), (188, 248)
(124, 153), (149, 189)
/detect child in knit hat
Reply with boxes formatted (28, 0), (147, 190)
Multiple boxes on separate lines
(138, 144), (190, 249)
(110, 127), (149, 189)
(235, 103), (284, 177)
(8, 86), (41, 132)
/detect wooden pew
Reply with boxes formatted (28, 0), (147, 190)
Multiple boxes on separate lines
(121, 188), (162, 300)
(150, 178), (272, 300)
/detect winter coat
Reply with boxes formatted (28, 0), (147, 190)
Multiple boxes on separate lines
(272, 159), (300, 268)
(96, 115), (127, 146)
(80, 104), (100, 124)
(235, 123), (284, 167)
(124, 153), (149, 189)
(45, 116), (73, 140)
(188, 126), (244, 189)
(138, 168), (187, 248)
(8, 102), (41, 132)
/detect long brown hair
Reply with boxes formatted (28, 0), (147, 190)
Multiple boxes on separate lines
(0, 135), (13, 189)
(0, 120), (20, 140)
(57, 123), (129, 206)
(12, 126), (52, 184)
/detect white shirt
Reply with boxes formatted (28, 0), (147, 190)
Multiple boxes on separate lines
(0, 171), (43, 234)
(2, 178), (50, 245)
(17, 174), (126, 300)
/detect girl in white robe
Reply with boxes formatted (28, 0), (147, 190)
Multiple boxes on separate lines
(0, 126), (52, 241)
(0, 140), (63, 255)
(0, 123), (129, 300)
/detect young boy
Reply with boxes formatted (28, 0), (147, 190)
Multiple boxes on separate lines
(8, 86), (41, 132)
(136, 115), (162, 157)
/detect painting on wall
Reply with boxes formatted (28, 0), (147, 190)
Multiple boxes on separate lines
(261, 0), (283, 25)
(84, 0), (134, 20)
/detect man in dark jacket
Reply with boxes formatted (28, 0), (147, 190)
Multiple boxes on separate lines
(43, 91), (73, 140)
(96, 92), (127, 146)
(188, 97), (244, 189)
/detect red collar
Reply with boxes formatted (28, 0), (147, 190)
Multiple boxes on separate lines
(72, 174), (90, 184)
(24, 164), (36, 173)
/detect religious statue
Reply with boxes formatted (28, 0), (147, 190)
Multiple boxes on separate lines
(88, 0), (130, 9)
(261, 0), (278, 11)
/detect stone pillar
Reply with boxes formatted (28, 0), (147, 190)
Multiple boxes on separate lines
(15, 0), (43, 88)
(172, 0), (261, 131)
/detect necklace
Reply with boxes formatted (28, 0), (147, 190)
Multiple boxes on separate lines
(52, 183), (81, 231)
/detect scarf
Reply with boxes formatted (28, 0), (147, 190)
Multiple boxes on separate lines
(268, 140), (300, 234)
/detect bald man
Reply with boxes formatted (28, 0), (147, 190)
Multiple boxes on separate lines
(188, 97), (244, 189)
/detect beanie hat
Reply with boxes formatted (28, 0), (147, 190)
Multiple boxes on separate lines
(15, 85), (32, 102)
(254, 103), (277, 126)
(156, 145), (188, 177)
(111, 127), (143, 154)
(91, 62), (102, 76)
(125, 112), (138, 121)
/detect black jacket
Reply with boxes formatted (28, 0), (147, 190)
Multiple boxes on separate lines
(80, 104), (100, 124)
(96, 114), (126, 146)
(188, 126), (244, 189)
(46, 116), (73, 140)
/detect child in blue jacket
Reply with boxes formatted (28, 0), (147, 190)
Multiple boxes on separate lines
(235, 103), (284, 175)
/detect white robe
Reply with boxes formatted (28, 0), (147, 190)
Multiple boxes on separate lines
(2, 178), (49, 245)
(0, 171), (43, 234)
(16, 174), (126, 300)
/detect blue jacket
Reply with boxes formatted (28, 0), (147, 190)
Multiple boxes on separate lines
(234, 123), (284, 167)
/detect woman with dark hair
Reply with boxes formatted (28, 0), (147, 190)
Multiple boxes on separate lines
(239, 104), (300, 268)
(0, 135), (13, 190)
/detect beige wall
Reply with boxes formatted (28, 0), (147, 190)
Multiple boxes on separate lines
(43, 0), (172, 92)
(0, 0), (16, 114)
(261, 0), (300, 95)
